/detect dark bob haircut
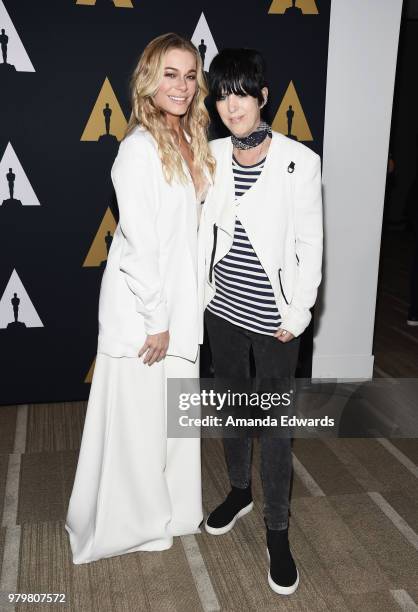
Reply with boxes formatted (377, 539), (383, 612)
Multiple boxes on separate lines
(208, 48), (267, 105)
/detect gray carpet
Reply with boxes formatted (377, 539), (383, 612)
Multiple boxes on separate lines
(0, 229), (417, 611)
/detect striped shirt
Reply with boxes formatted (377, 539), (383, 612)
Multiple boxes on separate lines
(207, 155), (281, 335)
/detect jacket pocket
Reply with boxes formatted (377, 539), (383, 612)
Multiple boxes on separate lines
(278, 268), (289, 305)
(209, 224), (218, 283)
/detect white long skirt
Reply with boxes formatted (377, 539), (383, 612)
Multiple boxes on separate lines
(65, 352), (202, 564)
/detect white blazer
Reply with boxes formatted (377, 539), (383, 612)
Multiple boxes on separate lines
(198, 131), (323, 340)
(97, 125), (201, 361)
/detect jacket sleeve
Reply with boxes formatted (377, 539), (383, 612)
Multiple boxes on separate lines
(281, 152), (323, 337)
(111, 135), (168, 335)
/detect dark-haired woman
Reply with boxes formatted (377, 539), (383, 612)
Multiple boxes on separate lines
(198, 48), (323, 595)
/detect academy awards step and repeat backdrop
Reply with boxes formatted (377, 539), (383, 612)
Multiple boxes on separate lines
(0, 0), (330, 405)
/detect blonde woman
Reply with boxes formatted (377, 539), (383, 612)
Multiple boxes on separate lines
(65, 33), (215, 564)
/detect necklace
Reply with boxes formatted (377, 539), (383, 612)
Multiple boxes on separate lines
(231, 120), (272, 150)
(233, 132), (270, 167)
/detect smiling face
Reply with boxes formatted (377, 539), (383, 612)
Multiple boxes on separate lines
(215, 88), (267, 138)
(153, 48), (197, 121)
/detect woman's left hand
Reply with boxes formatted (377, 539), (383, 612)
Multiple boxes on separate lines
(274, 328), (294, 343)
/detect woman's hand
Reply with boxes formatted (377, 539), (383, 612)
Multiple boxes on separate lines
(273, 328), (294, 343)
(138, 331), (169, 365)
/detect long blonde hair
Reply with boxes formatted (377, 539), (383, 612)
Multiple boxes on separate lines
(125, 33), (215, 184)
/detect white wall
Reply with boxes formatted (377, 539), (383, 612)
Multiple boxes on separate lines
(312, 0), (403, 380)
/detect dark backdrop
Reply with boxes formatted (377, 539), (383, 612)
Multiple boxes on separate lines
(0, 0), (330, 405)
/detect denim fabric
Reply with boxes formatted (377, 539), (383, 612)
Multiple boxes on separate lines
(204, 309), (300, 530)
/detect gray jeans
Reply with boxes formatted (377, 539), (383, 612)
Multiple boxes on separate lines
(205, 309), (300, 530)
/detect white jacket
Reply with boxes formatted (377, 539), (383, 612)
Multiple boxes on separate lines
(97, 125), (201, 361)
(198, 131), (323, 340)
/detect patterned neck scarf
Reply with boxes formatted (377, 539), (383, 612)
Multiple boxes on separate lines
(231, 120), (272, 150)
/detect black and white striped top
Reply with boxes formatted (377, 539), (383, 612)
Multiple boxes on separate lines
(206, 155), (281, 335)
(233, 154), (265, 197)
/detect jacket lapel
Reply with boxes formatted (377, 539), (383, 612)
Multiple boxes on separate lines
(207, 132), (295, 276)
(213, 138), (235, 237)
(233, 134), (292, 269)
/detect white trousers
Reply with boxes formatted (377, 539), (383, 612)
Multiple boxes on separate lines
(65, 352), (202, 564)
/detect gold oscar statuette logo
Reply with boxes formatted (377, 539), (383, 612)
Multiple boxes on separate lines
(76, 0), (134, 8)
(81, 77), (127, 142)
(272, 81), (313, 142)
(83, 208), (117, 268)
(268, 0), (318, 15)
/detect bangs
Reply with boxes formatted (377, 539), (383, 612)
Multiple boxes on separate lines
(208, 49), (266, 103)
(211, 74), (258, 101)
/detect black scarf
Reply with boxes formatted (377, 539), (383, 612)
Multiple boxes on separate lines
(231, 120), (272, 150)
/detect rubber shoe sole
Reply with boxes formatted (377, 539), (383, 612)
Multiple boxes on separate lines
(266, 548), (299, 595)
(204, 501), (254, 535)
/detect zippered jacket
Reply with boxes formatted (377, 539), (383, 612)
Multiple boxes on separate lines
(198, 131), (323, 340)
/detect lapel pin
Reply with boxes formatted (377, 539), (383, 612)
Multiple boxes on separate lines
(287, 161), (295, 173)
